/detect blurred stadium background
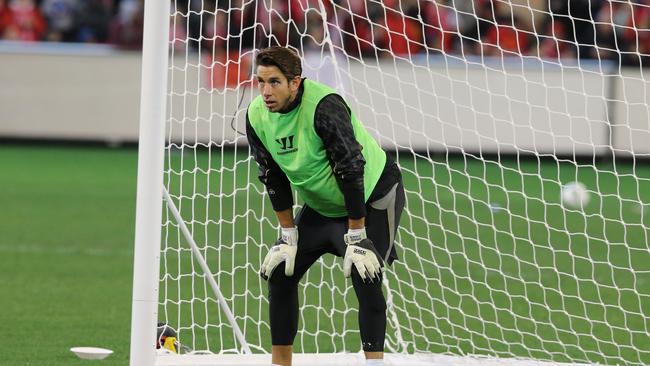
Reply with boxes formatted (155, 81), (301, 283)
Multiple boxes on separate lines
(1, 0), (649, 365)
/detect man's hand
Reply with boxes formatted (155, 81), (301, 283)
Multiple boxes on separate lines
(260, 227), (298, 280)
(343, 228), (383, 282)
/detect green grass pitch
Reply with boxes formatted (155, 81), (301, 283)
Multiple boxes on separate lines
(2, 144), (649, 365)
(1, 144), (137, 366)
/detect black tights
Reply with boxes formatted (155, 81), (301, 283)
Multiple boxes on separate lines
(268, 262), (386, 352)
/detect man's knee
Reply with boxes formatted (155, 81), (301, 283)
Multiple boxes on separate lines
(268, 262), (298, 286)
(350, 268), (387, 313)
(269, 276), (298, 304)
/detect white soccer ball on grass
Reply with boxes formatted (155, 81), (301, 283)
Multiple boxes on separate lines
(561, 181), (590, 209)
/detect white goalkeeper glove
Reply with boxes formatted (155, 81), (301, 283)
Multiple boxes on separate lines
(260, 227), (298, 280)
(343, 228), (383, 282)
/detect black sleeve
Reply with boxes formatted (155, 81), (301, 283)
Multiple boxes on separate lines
(314, 94), (366, 219)
(246, 112), (294, 212)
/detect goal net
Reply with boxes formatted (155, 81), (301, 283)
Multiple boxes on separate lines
(135, 0), (650, 365)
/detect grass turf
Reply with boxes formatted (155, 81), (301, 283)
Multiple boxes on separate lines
(0, 144), (136, 366)
(2, 144), (649, 365)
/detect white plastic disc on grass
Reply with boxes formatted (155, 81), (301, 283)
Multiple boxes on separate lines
(70, 347), (114, 360)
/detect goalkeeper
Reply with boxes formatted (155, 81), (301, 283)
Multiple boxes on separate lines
(246, 46), (405, 366)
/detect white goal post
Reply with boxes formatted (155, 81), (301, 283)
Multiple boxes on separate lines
(131, 0), (650, 366)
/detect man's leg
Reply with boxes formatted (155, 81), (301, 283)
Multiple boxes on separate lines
(355, 180), (406, 363)
(268, 263), (299, 366)
(350, 268), (387, 360)
(268, 206), (335, 366)
(268, 253), (321, 366)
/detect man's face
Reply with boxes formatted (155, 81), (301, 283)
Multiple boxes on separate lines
(256, 65), (300, 113)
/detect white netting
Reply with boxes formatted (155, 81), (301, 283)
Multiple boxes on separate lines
(159, 1), (650, 365)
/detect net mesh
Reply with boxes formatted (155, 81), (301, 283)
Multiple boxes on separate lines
(159, 0), (650, 364)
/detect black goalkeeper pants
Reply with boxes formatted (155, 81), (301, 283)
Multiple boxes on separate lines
(267, 181), (405, 352)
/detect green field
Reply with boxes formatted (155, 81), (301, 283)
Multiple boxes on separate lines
(1, 145), (136, 366)
(2, 144), (649, 366)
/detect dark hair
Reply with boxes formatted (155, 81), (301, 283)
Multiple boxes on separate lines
(255, 46), (302, 81)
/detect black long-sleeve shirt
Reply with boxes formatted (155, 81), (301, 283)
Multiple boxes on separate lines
(246, 79), (400, 219)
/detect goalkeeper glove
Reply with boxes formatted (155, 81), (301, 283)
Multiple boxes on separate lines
(343, 228), (383, 282)
(260, 227), (298, 280)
